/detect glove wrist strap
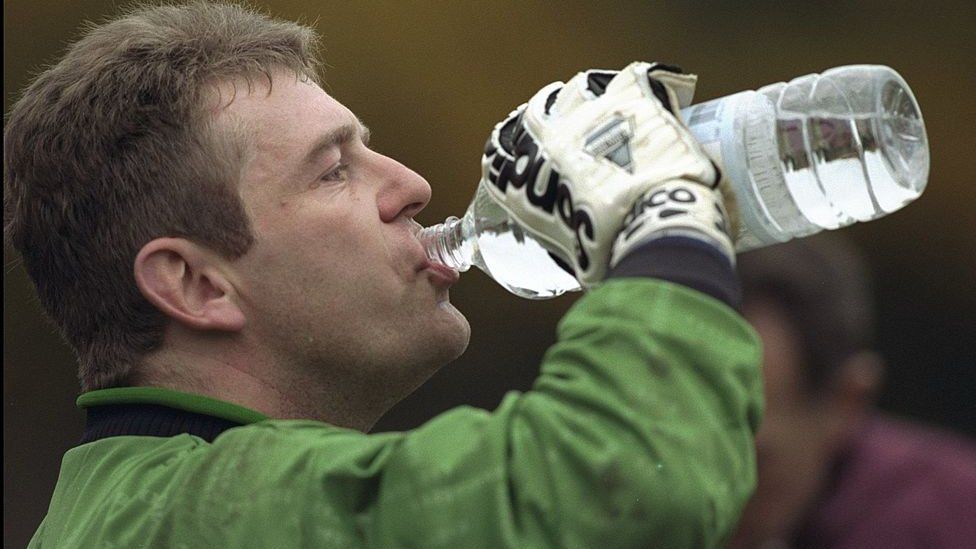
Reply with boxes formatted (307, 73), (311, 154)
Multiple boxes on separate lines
(610, 181), (735, 269)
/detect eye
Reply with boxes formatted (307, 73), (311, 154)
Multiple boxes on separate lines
(319, 163), (349, 183)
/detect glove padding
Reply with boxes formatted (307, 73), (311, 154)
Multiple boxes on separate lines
(481, 61), (733, 287)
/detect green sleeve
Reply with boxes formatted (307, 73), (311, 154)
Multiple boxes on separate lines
(195, 279), (762, 548)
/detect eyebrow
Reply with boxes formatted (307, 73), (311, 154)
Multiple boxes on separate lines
(298, 120), (372, 170)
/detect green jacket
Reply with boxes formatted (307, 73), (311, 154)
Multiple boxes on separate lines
(30, 279), (762, 548)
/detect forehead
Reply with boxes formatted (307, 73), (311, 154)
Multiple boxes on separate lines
(213, 71), (356, 147)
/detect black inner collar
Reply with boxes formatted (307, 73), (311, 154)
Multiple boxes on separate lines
(81, 403), (245, 445)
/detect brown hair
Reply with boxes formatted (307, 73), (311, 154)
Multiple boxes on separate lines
(3, 2), (321, 391)
(738, 234), (877, 395)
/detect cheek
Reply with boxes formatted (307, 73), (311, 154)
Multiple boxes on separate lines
(278, 201), (370, 261)
(250, 192), (408, 301)
(243, 213), (349, 293)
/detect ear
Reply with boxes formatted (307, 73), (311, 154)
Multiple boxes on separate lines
(834, 350), (885, 413)
(822, 350), (885, 444)
(134, 237), (246, 332)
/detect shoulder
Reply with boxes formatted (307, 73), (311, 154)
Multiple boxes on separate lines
(861, 416), (976, 485)
(807, 416), (976, 546)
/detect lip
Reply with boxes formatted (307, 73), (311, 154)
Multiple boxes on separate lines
(419, 260), (460, 287)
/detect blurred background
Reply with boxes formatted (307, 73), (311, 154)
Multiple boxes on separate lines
(4, 0), (974, 546)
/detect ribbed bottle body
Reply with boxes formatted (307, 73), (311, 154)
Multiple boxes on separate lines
(682, 64), (928, 250)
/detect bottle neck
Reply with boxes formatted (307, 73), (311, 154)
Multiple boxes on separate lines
(418, 216), (472, 272)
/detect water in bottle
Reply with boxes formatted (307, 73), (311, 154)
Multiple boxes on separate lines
(682, 64), (928, 251)
(420, 65), (928, 299)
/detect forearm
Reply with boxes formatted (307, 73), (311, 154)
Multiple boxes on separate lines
(510, 277), (761, 548)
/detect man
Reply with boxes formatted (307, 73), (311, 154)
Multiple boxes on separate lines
(4, 2), (761, 547)
(729, 236), (976, 549)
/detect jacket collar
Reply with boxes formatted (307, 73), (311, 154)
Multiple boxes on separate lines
(76, 386), (267, 444)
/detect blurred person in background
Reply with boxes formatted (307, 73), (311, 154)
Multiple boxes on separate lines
(4, 2), (763, 547)
(728, 235), (976, 549)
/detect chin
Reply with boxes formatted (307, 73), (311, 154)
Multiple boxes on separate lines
(436, 302), (471, 361)
(385, 299), (469, 383)
(391, 317), (470, 399)
(413, 302), (470, 369)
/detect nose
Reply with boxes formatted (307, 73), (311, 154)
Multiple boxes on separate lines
(375, 152), (432, 223)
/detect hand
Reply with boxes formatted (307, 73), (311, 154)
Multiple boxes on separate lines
(481, 61), (734, 288)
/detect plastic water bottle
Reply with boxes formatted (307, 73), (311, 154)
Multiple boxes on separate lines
(420, 65), (929, 299)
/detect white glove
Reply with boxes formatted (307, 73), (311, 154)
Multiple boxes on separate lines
(481, 61), (734, 288)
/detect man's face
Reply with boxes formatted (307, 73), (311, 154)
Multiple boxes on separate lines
(729, 298), (841, 547)
(218, 71), (470, 400)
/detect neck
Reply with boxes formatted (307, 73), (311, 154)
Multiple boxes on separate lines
(131, 346), (386, 432)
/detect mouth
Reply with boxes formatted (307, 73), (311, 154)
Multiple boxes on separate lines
(411, 221), (459, 288)
(418, 259), (460, 288)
